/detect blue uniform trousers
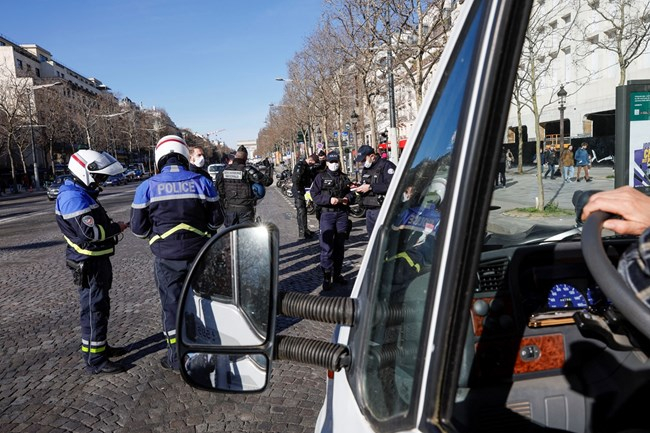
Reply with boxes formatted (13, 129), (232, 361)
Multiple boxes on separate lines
(77, 257), (112, 371)
(154, 257), (192, 370)
(319, 210), (348, 274)
(366, 208), (380, 236)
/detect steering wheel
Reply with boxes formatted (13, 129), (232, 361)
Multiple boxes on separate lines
(582, 211), (650, 340)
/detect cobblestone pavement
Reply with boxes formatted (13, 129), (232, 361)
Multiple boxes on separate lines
(0, 183), (368, 433)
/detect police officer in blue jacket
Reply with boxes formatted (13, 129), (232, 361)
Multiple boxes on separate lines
(55, 149), (129, 374)
(354, 145), (396, 236)
(131, 135), (224, 371)
(311, 151), (355, 291)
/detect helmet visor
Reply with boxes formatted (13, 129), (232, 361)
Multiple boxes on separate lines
(87, 152), (124, 175)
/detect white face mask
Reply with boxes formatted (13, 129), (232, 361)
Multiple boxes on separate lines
(327, 162), (339, 171)
(363, 160), (373, 169)
(194, 155), (205, 168)
(401, 192), (411, 203)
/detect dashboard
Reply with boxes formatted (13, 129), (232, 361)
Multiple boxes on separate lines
(464, 238), (636, 385)
(453, 238), (650, 432)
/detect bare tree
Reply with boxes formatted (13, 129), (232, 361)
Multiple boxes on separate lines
(516, 2), (585, 210)
(578, 0), (650, 86)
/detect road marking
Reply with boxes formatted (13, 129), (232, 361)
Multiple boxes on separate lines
(0, 190), (135, 225)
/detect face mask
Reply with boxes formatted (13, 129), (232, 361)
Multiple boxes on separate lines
(401, 192), (411, 203)
(364, 160), (373, 169)
(194, 155), (205, 168)
(327, 162), (339, 171)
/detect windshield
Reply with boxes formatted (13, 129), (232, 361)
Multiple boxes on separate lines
(354, 2), (484, 424)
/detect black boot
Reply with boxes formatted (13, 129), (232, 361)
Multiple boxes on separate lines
(322, 268), (333, 291)
(333, 274), (347, 286)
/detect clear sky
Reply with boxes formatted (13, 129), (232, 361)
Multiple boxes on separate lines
(2, 0), (323, 148)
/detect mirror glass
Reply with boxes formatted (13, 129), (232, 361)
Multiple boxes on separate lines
(183, 352), (268, 392)
(182, 225), (273, 346)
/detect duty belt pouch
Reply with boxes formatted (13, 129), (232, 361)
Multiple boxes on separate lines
(345, 218), (353, 240)
(66, 259), (85, 286)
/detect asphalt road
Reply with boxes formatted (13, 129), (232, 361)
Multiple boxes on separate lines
(0, 182), (369, 433)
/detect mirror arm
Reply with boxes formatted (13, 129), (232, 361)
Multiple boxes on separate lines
(278, 291), (356, 326)
(275, 335), (351, 371)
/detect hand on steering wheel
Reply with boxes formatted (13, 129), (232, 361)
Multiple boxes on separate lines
(582, 211), (650, 340)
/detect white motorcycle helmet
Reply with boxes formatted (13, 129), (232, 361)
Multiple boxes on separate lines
(155, 135), (190, 170)
(68, 149), (124, 188)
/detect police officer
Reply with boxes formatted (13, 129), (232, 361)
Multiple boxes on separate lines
(292, 153), (318, 240)
(354, 145), (396, 236)
(311, 150), (327, 221)
(311, 151), (355, 290)
(189, 145), (211, 181)
(55, 149), (129, 374)
(216, 146), (272, 227)
(131, 135), (224, 371)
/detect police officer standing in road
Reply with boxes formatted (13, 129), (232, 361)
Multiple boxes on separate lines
(354, 145), (396, 236)
(311, 151), (355, 290)
(292, 152), (318, 240)
(131, 135), (224, 371)
(189, 145), (211, 181)
(216, 146), (272, 227)
(55, 150), (129, 374)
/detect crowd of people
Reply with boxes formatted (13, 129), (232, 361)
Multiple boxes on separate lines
(54, 135), (272, 375)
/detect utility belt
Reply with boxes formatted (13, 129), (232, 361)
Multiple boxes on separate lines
(66, 259), (85, 286)
(321, 206), (346, 212)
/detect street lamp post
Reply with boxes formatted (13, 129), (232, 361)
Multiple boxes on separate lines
(27, 82), (62, 190)
(557, 84), (567, 149)
(350, 110), (360, 181)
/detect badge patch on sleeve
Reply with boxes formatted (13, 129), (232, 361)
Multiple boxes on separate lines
(388, 168), (395, 174)
(82, 215), (95, 227)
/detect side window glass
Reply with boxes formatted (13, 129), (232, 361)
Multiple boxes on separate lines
(357, 2), (485, 424)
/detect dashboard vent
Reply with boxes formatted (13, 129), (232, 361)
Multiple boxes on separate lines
(476, 258), (509, 292)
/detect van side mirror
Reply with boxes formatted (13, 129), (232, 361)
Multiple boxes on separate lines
(177, 223), (279, 392)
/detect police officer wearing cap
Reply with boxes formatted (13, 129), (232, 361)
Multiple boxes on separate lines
(131, 135), (224, 371)
(311, 151), (356, 290)
(354, 145), (396, 236)
(292, 152), (318, 240)
(55, 149), (129, 374)
(216, 146), (272, 227)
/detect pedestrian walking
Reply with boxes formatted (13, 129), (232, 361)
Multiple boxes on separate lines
(353, 145), (396, 236)
(311, 151), (356, 291)
(291, 153), (318, 240)
(188, 145), (211, 181)
(495, 146), (507, 187)
(130, 135), (224, 371)
(55, 150), (129, 374)
(543, 145), (558, 179)
(215, 146), (272, 226)
(575, 142), (592, 182)
(560, 145), (575, 182)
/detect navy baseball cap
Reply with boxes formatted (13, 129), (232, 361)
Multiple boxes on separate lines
(355, 145), (375, 162)
(327, 151), (340, 162)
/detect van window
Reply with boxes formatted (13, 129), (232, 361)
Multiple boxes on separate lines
(353, 1), (485, 426)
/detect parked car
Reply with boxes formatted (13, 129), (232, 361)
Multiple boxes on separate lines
(207, 163), (226, 182)
(123, 169), (137, 182)
(176, 2), (650, 433)
(46, 174), (73, 200)
(103, 173), (126, 186)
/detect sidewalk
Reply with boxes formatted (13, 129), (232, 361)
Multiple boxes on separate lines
(488, 165), (616, 234)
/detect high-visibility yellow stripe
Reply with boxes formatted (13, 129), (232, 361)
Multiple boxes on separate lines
(167, 337), (177, 345)
(64, 236), (113, 256)
(149, 223), (210, 245)
(98, 224), (106, 241)
(387, 252), (421, 273)
(81, 345), (107, 354)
